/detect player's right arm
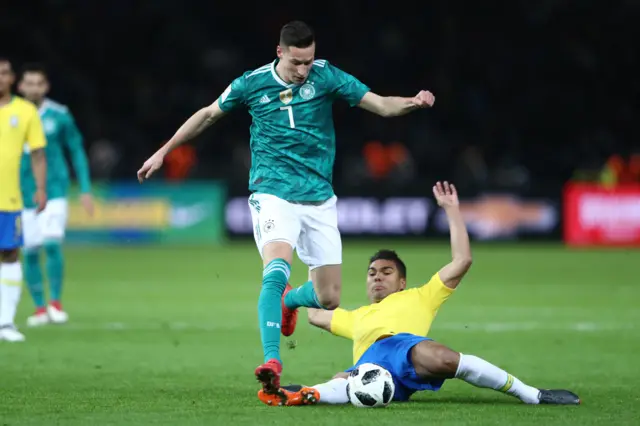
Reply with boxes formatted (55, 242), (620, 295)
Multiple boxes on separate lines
(137, 102), (226, 182)
(308, 307), (355, 340)
(434, 181), (472, 290)
(137, 75), (247, 182)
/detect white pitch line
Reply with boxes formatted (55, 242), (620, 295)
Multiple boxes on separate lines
(436, 321), (637, 332)
(27, 321), (638, 333)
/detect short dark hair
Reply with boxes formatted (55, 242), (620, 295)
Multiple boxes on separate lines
(20, 62), (48, 80)
(0, 56), (13, 69)
(279, 21), (315, 48)
(369, 249), (407, 279)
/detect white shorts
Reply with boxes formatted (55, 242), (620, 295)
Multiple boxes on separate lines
(22, 198), (69, 249)
(248, 193), (342, 269)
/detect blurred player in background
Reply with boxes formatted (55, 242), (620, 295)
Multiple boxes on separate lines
(18, 63), (94, 326)
(137, 21), (435, 393)
(259, 182), (579, 407)
(0, 57), (47, 342)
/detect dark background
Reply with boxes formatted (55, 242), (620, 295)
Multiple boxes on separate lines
(3, 0), (638, 198)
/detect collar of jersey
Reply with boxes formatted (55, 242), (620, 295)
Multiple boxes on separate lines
(38, 98), (52, 115)
(271, 59), (302, 89)
(0, 95), (16, 109)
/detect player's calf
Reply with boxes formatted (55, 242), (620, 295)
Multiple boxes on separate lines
(310, 264), (341, 310)
(44, 240), (65, 305)
(0, 250), (25, 335)
(411, 340), (580, 405)
(23, 248), (47, 310)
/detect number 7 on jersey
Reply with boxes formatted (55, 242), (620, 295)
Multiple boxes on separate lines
(280, 106), (295, 129)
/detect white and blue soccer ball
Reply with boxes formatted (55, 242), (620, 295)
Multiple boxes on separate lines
(347, 363), (395, 408)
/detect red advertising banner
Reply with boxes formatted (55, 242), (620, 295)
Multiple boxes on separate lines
(563, 183), (640, 246)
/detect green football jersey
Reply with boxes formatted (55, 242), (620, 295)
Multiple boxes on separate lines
(218, 59), (369, 202)
(21, 98), (91, 208)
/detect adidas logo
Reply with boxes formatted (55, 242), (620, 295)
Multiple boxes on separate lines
(259, 94), (270, 104)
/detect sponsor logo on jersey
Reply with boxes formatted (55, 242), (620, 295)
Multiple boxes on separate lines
(259, 94), (271, 104)
(9, 115), (18, 127)
(299, 83), (316, 100)
(279, 89), (293, 104)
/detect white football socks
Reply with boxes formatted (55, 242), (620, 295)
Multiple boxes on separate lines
(455, 353), (541, 404)
(0, 262), (23, 327)
(313, 377), (349, 404)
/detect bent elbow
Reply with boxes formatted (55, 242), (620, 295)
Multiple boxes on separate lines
(451, 257), (472, 275)
(459, 257), (473, 272)
(378, 107), (393, 118)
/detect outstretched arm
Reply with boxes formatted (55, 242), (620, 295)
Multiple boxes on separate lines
(358, 91), (435, 117)
(137, 101), (226, 182)
(433, 181), (472, 289)
(307, 308), (334, 332)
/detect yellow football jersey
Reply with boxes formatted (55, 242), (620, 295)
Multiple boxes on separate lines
(0, 96), (46, 211)
(331, 272), (454, 363)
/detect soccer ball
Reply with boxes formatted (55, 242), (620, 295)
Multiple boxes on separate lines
(347, 363), (395, 408)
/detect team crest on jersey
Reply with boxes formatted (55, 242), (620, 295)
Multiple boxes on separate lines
(299, 83), (316, 100)
(9, 115), (18, 127)
(279, 89), (293, 104)
(43, 119), (56, 134)
(263, 219), (275, 233)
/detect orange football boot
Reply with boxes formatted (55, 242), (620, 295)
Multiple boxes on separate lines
(258, 385), (320, 406)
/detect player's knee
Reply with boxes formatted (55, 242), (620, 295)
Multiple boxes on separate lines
(311, 265), (342, 309)
(318, 292), (340, 310)
(412, 342), (460, 378)
(262, 241), (294, 266)
(317, 283), (341, 309)
(429, 347), (460, 377)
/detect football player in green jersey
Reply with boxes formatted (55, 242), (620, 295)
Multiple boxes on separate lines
(18, 64), (94, 327)
(137, 21), (435, 395)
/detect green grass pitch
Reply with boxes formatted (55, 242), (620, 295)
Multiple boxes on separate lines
(1, 241), (638, 425)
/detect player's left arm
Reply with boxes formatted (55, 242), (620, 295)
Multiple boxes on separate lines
(328, 63), (435, 117)
(417, 182), (471, 313)
(357, 91), (435, 117)
(63, 111), (94, 215)
(26, 108), (48, 212)
(434, 181), (472, 290)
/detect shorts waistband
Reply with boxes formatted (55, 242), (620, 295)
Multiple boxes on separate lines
(288, 200), (326, 206)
